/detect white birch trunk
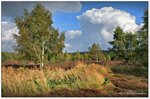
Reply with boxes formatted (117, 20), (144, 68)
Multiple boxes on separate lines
(41, 42), (45, 69)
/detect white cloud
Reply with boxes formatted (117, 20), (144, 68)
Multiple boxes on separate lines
(65, 43), (72, 48)
(65, 30), (82, 39)
(2, 2), (82, 52)
(76, 7), (140, 50)
(64, 43), (73, 52)
(2, 6), (142, 53)
(1, 21), (18, 52)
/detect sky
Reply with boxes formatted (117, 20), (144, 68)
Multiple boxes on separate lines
(1, 1), (148, 52)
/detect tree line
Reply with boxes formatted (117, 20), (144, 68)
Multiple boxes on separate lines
(2, 3), (148, 68)
(109, 9), (148, 66)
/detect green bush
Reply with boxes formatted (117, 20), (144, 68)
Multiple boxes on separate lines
(111, 65), (148, 78)
(2, 52), (20, 62)
(102, 77), (110, 86)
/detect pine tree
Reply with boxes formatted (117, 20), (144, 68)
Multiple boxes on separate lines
(109, 27), (137, 62)
(109, 27), (125, 60)
(136, 9), (148, 66)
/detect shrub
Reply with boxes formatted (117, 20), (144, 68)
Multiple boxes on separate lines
(111, 65), (148, 78)
(102, 78), (110, 86)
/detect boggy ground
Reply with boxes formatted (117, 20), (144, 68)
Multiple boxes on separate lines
(2, 61), (148, 97)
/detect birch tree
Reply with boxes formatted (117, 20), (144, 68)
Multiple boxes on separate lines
(89, 43), (104, 62)
(109, 27), (137, 62)
(13, 3), (65, 68)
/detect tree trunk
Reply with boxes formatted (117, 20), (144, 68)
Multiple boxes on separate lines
(41, 42), (45, 69)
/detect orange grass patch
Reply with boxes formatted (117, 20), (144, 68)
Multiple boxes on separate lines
(2, 62), (114, 97)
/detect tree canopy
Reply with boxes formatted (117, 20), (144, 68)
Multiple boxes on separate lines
(89, 43), (104, 62)
(13, 3), (65, 67)
(136, 9), (148, 66)
(109, 27), (137, 62)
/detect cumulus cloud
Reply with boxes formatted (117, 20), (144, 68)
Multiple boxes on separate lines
(2, 1), (82, 18)
(65, 30), (82, 39)
(76, 7), (140, 50)
(2, 1), (82, 52)
(64, 30), (83, 52)
(1, 21), (18, 52)
(65, 43), (72, 48)
(64, 43), (73, 52)
(2, 5), (141, 53)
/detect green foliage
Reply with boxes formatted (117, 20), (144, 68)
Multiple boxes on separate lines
(109, 9), (148, 65)
(89, 43), (104, 61)
(55, 53), (65, 62)
(109, 27), (126, 60)
(72, 51), (81, 61)
(107, 51), (116, 60)
(76, 51), (81, 60)
(47, 77), (77, 90)
(106, 55), (111, 61)
(109, 27), (137, 62)
(64, 53), (72, 61)
(103, 57), (106, 61)
(102, 77), (110, 86)
(2, 52), (20, 62)
(142, 9), (148, 32)
(13, 3), (65, 66)
(83, 53), (89, 61)
(103, 54), (111, 61)
(136, 9), (148, 66)
(124, 33), (137, 61)
(111, 65), (148, 78)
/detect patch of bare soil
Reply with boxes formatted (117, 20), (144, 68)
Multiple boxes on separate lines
(37, 88), (110, 97)
(110, 74), (148, 97)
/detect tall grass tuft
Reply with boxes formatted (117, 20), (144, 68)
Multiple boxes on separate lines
(2, 62), (114, 96)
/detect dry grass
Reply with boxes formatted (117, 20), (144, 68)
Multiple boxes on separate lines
(2, 62), (114, 97)
(110, 74), (148, 94)
(2, 67), (50, 96)
(3, 62), (147, 97)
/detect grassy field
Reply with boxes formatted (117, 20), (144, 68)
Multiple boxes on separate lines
(1, 62), (148, 97)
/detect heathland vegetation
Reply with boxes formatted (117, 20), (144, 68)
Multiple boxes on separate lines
(2, 3), (148, 97)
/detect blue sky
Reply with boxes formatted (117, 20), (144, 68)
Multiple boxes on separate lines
(53, 2), (147, 31)
(1, 1), (148, 52)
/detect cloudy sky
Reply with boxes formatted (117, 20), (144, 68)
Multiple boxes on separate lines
(1, 1), (148, 52)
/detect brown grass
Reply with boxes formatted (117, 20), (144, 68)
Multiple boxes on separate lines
(2, 62), (114, 97)
(2, 61), (148, 97)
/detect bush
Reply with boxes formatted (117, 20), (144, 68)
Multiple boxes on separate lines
(111, 65), (148, 78)
(2, 52), (20, 62)
(106, 55), (111, 61)
(102, 78), (110, 86)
